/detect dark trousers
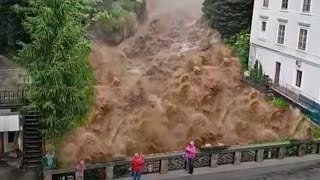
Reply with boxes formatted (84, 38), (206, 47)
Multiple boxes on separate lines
(186, 158), (194, 174)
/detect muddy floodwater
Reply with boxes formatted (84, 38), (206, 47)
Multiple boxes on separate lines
(59, 0), (309, 166)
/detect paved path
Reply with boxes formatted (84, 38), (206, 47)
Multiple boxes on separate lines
(0, 159), (39, 180)
(170, 161), (320, 180)
(119, 154), (320, 180)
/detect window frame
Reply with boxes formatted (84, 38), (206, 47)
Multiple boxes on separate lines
(261, 21), (267, 32)
(302, 0), (311, 13)
(296, 70), (303, 88)
(277, 24), (286, 45)
(298, 28), (308, 51)
(281, 0), (289, 9)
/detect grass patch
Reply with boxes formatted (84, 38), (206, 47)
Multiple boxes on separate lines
(268, 96), (288, 109)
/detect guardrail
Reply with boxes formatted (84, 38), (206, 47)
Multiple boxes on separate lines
(0, 89), (26, 106)
(273, 80), (320, 109)
(43, 139), (320, 180)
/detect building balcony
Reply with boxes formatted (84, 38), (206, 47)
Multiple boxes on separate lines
(0, 90), (26, 108)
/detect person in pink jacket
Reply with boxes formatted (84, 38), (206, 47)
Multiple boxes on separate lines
(185, 141), (196, 174)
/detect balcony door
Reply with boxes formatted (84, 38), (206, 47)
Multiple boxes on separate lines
(274, 62), (281, 85)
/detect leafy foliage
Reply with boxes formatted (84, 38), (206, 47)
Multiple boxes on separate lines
(268, 97), (288, 109)
(224, 30), (250, 70)
(310, 125), (320, 139)
(92, 0), (146, 44)
(202, 0), (254, 38)
(0, 0), (29, 56)
(15, 0), (95, 141)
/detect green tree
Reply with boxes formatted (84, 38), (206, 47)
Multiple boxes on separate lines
(0, 0), (29, 55)
(15, 0), (95, 140)
(202, 0), (254, 38)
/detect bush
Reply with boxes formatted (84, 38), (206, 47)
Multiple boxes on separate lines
(92, 0), (146, 44)
(268, 97), (288, 109)
(224, 30), (250, 70)
(310, 125), (320, 139)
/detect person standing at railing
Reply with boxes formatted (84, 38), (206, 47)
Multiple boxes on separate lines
(131, 153), (144, 180)
(185, 141), (196, 174)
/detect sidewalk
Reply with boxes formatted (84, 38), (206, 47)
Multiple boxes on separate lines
(118, 154), (320, 180)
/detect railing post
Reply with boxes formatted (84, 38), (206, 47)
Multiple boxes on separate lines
(210, 153), (218, 168)
(298, 144), (306, 157)
(234, 151), (241, 165)
(277, 147), (286, 159)
(317, 144), (320, 154)
(160, 159), (168, 174)
(106, 165), (114, 180)
(76, 171), (84, 180)
(256, 149), (264, 162)
(43, 172), (52, 180)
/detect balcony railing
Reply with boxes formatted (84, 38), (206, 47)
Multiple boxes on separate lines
(43, 139), (320, 180)
(0, 89), (26, 106)
(271, 80), (320, 125)
(272, 80), (320, 109)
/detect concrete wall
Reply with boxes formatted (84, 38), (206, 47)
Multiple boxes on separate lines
(250, 0), (320, 100)
(0, 114), (21, 132)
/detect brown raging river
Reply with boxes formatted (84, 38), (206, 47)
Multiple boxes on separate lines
(59, 0), (309, 166)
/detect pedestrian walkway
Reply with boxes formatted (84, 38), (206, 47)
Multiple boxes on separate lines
(0, 158), (39, 180)
(118, 154), (320, 180)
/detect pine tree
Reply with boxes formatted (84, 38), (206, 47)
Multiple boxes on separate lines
(202, 0), (254, 38)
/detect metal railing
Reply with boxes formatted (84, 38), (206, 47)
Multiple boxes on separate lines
(0, 89), (26, 105)
(43, 139), (320, 180)
(272, 80), (320, 113)
(240, 71), (272, 93)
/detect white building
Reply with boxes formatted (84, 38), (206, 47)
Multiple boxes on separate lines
(249, 0), (320, 102)
(0, 111), (23, 156)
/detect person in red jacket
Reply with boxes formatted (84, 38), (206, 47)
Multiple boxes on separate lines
(131, 153), (144, 180)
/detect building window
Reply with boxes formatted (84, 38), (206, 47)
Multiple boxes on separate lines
(277, 24), (286, 44)
(282, 0), (289, 9)
(302, 0), (311, 12)
(263, 0), (269, 7)
(296, 70), (302, 87)
(261, 21), (267, 31)
(298, 29), (308, 50)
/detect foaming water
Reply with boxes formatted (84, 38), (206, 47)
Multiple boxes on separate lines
(59, 0), (309, 166)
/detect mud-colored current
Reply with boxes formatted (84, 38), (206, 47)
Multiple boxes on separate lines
(59, 0), (309, 166)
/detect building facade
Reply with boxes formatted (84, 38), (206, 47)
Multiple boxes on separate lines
(0, 111), (22, 155)
(250, 0), (320, 101)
